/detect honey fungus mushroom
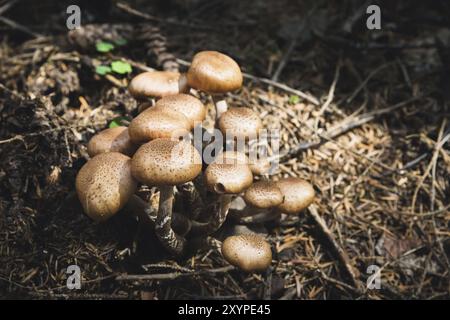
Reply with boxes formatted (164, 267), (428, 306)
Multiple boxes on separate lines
(76, 152), (137, 222)
(128, 71), (188, 102)
(221, 234), (272, 272)
(128, 106), (191, 144)
(232, 180), (284, 224)
(131, 138), (202, 255)
(215, 150), (270, 177)
(197, 159), (253, 235)
(276, 178), (315, 214)
(218, 107), (262, 142)
(187, 51), (243, 119)
(154, 93), (206, 129)
(244, 181), (283, 209)
(87, 126), (137, 157)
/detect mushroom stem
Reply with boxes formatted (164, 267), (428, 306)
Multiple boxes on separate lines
(212, 96), (228, 120)
(126, 194), (192, 236)
(171, 211), (192, 237)
(155, 185), (186, 255)
(179, 73), (189, 93)
(237, 208), (281, 224)
(126, 194), (157, 225)
(178, 181), (204, 220)
(189, 194), (233, 236)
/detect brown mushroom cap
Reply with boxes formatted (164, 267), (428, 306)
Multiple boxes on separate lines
(218, 107), (262, 141)
(187, 51), (243, 94)
(128, 71), (188, 100)
(244, 181), (283, 209)
(131, 138), (202, 186)
(155, 93), (206, 129)
(213, 150), (249, 166)
(204, 162), (253, 194)
(128, 106), (191, 143)
(249, 157), (272, 176)
(75, 152), (137, 222)
(87, 126), (137, 157)
(276, 178), (315, 214)
(222, 234), (272, 272)
(216, 151), (271, 175)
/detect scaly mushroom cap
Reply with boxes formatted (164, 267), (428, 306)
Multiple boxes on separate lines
(87, 126), (136, 157)
(213, 150), (249, 166)
(155, 93), (206, 129)
(128, 106), (191, 143)
(216, 151), (271, 176)
(276, 178), (315, 214)
(76, 152), (137, 222)
(222, 234), (272, 272)
(128, 71), (188, 100)
(131, 138), (202, 186)
(218, 107), (262, 141)
(187, 51), (243, 94)
(249, 157), (272, 176)
(244, 181), (283, 209)
(204, 162), (253, 194)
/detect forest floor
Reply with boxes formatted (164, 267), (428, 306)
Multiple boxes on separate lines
(0, 0), (449, 299)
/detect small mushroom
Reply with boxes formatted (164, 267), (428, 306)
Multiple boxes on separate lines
(276, 177), (315, 214)
(128, 106), (191, 144)
(248, 157), (272, 177)
(235, 181), (284, 224)
(215, 148), (269, 177)
(218, 107), (262, 142)
(213, 150), (249, 166)
(131, 138), (202, 255)
(195, 161), (252, 236)
(244, 181), (283, 209)
(76, 152), (137, 222)
(154, 93), (206, 129)
(205, 162), (253, 195)
(128, 71), (188, 103)
(221, 234), (272, 272)
(187, 51), (243, 119)
(87, 126), (137, 157)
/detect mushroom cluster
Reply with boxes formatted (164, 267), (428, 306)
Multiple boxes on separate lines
(75, 51), (316, 272)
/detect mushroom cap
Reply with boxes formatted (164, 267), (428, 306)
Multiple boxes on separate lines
(155, 93), (206, 129)
(249, 157), (272, 176)
(218, 107), (262, 140)
(187, 51), (243, 94)
(276, 178), (315, 214)
(128, 71), (188, 100)
(87, 126), (137, 157)
(244, 181), (284, 209)
(213, 150), (249, 166)
(131, 138), (202, 186)
(204, 162), (253, 194)
(216, 151), (272, 176)
(75, 152), (137, 222)
(128, 106), (191, 143)
(221, 234), (272, 272)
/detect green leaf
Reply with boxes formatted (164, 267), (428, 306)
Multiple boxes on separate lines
(109, 116), (130, 128)
(95, 65), (112, 75)
(96, 41), (114, 53)
(114, 38), (128, 46)
(111, 61), (132, 74)
(288, 95), (300, 104)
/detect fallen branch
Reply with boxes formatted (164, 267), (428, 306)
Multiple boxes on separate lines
(116, 265), (234, 281)
(308, 205), (363, 291)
